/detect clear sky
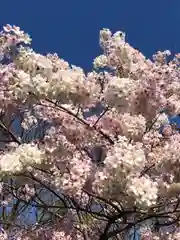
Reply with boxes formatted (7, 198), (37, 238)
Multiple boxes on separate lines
(1, 0), (180, 71)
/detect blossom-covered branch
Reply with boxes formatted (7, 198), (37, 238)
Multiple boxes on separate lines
(0, 24), (180, 239)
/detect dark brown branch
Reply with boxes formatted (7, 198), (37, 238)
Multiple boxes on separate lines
(45, 98), (114, 144)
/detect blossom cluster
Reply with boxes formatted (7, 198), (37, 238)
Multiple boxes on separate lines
(0, 143), (43, 175)
(0, 24), (180, 239)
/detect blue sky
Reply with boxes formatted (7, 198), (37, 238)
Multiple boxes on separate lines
(1, 0), (180, 71)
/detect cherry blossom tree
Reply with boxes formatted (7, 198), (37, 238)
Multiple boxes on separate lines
(0, 24), (179, 239)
